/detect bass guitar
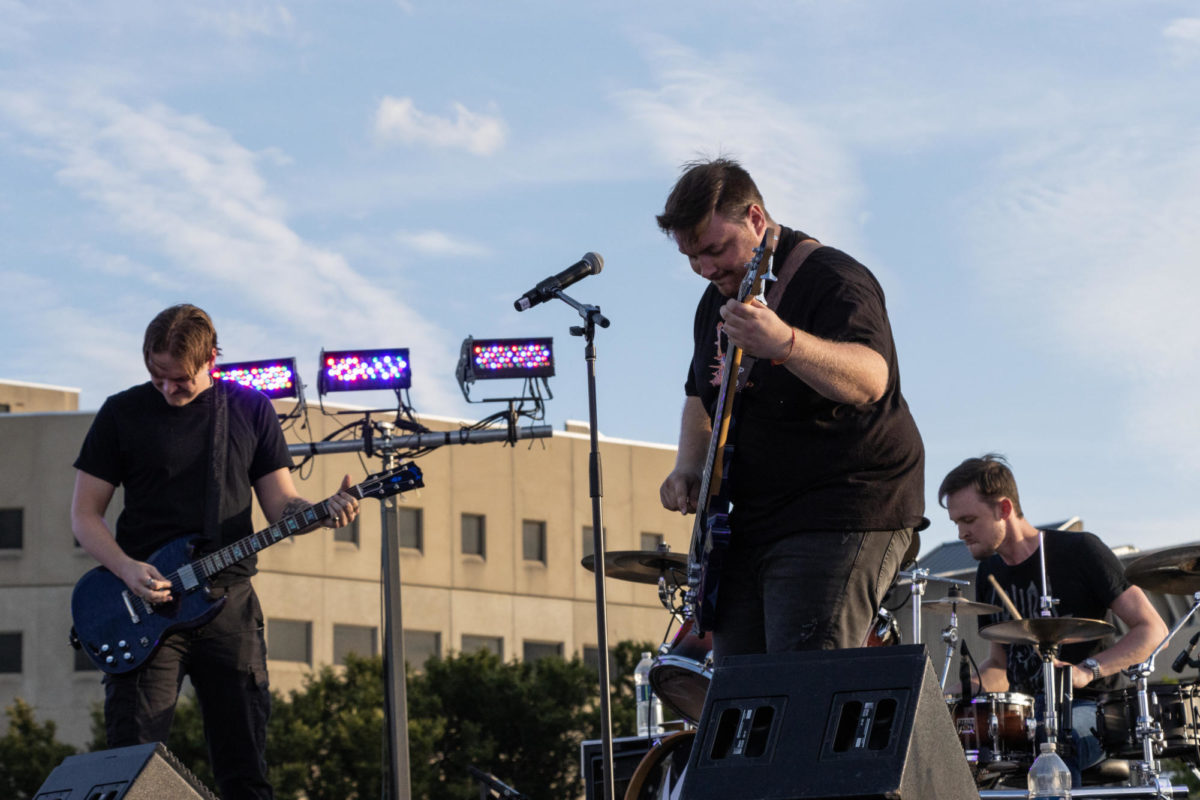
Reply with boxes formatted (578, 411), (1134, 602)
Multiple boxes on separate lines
(685, 231), (775, 633)
(71, 462), (423, 674)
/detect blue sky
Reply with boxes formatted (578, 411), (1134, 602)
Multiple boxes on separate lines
(2, 1), (1199, 557)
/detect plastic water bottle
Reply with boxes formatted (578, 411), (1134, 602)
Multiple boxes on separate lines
(1028, 741), (1071, 799)
(634, 651), (663, 736)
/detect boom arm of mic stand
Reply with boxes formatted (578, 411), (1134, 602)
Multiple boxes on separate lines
(288, 424), (554, 458)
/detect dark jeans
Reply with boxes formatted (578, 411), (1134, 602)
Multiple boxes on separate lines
(711, 529), (913, 660)
(103, 581), (273, 800)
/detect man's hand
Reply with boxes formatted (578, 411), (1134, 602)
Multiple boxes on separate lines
(322, 474), (360, 528)
(117, 559), (173, 604)
(718, 298), (793, 361)
(660, 468), (701, 515)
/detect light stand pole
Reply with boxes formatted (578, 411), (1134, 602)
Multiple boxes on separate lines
(287, 422), (553, 800)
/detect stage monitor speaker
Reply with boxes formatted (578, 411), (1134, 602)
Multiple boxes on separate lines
(580, 734), (654, 800)
(33, 742), (218, 800)
(679, 645), (976, 800)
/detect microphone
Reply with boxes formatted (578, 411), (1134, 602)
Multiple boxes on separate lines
(1172, 630), (1200, 673)
(514, 252), (603, 311)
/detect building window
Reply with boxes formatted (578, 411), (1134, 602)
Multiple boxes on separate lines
(403, 629), (441, 668)
(462, 635), (503, 659)
(522, 520), (547, 564)
(0, 403), (9, 413)
(0, 633), (20, 673)
(523, 641), (563, 662)
(581, 526), (607, 559)
(333, 624), (377, 664)
(640, 532), (664, 552)
(461, 513), (486, 558)
(0, 508), (23, 550)
(74, 647), (100, 672)
(267, 619), (312, 664)
(397, 506), (423, 551)
(334, 515), (359, 546)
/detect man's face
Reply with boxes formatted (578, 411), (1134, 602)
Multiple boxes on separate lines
(946, 487), (1007, 560)
(147, 350), (215, 407)
(676, 206), (764, 298)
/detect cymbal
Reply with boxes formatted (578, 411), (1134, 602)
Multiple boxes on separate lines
(980, 617), (1114, 647)
(1124, 545), (1200, 595)
(581, 550), (687, 584)
(922, 597), (1002, 616)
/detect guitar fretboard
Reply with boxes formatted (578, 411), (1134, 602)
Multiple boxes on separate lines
(193, 502), (328, 579)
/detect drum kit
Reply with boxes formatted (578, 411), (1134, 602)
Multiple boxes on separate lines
(584, 539), (1200, 799)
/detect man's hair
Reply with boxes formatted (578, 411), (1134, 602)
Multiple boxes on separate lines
(656, 157), (767, 239)
(937, 453), (1024, 517)
(142, 304), (221, 373)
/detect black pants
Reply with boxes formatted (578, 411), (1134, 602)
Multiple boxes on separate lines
(103, 581), (273, 800)
(712, 529), (913, 660)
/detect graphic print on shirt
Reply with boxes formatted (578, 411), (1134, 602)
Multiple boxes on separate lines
(709, 322), (726, 386)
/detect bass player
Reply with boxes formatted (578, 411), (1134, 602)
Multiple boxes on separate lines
(656, 157), (925, 660)
(70, 303), (359, 800)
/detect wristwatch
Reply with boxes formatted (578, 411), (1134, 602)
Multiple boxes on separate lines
(1082, 657), (1102, 683)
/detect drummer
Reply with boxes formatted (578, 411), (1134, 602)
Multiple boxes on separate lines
(939, 454), (1168, 777)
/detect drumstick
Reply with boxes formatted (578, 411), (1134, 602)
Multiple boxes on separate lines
(989, 575), (1022, 620)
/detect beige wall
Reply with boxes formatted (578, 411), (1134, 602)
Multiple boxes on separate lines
(0, 379), (80, 413)
(0, 390), (690, 747)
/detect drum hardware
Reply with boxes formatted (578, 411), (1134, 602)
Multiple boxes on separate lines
(922, 583), (1000, 690)
(897, 567), (970, 643)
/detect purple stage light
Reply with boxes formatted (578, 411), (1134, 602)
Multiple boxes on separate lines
(318, 348), (411, 394)
(457, 337), (554, 384)
(212, 358), (299, 399)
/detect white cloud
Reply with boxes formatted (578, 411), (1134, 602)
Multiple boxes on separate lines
(394, 229), (490, 258)
(0, 88), (463, 412)
(614, 36), (867, 254)
(1164, 17), (1200, 63)
(965, 129), (1200, 470)
(373, 96), (506, 156)
(185, 2), (298, 40)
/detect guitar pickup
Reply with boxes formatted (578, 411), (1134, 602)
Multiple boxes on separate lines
(120, 590), (142, 624)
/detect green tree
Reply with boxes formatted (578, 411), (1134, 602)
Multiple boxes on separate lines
(0, 698), (78, 800)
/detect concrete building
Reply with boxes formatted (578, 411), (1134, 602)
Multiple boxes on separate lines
(0, 379), (691, 746)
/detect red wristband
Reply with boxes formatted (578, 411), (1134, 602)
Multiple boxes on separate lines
(771, 327), (795, 366)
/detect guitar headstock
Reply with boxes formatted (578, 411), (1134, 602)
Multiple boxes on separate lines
(357, 463), (424, 499)
(736, 230), (775, 304)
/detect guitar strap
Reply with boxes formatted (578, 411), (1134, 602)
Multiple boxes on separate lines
(202, 378), (228, 548)
(737, 237), (823, 389)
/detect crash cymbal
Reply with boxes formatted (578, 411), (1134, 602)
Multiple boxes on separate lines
(922, 597), (1002, 616)
(1124, 545), (1200, 595)
(581, 550), (688, 584)
(980, 617), (1114, 647)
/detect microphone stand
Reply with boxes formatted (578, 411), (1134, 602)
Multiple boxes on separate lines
(543, 285), (617, 800)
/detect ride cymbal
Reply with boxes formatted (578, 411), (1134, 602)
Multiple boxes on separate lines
(980, 617), (1114, 647)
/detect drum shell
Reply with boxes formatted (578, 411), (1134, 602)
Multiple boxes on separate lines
(649, 619), (712, 723)
(1098, 682), (1200, 762)
(949, 692), (1035, 769)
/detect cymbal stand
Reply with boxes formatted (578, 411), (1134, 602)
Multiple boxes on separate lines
(937, 585), (967, 690)
(1126, 591), (1200, 789)
(898, 568), (969, 649)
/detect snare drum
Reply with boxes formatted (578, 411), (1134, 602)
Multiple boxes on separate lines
(952, 692), (1036, 770)
(1098, 682), (1200, 763)
(649, 619), (712, 723)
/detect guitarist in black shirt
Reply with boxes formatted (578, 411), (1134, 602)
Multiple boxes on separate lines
(70, 304), (360, 800)
(656, 158), (925, 662)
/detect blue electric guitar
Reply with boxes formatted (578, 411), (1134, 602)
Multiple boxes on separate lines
(685, 232), (775, 633)
(71, 463), (423, 674)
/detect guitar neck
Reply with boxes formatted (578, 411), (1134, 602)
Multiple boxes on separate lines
(193, 500), (332, 580)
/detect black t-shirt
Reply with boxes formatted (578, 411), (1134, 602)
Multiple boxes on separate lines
(74, 381), (293, 581)
(684, 226), (925, 539)
(975, 530), (1130, 695)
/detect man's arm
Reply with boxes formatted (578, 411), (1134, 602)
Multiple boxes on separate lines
(71, 470), (173, 603)
(253, 468), (359, 530)
(717, 299), (888, 405)
(1066, 585), (1168, 689)
(659, 396), (712, 515)
(974, 642), (1011, 693)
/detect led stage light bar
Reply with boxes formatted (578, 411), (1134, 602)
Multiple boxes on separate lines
(212, 358), (299, 399)
(318, 348), (411, 394)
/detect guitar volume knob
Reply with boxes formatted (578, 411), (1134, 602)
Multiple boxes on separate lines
(122, 652), (133, 661)
(118, 640), (128, 649)
(100, 644), (110, 653)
